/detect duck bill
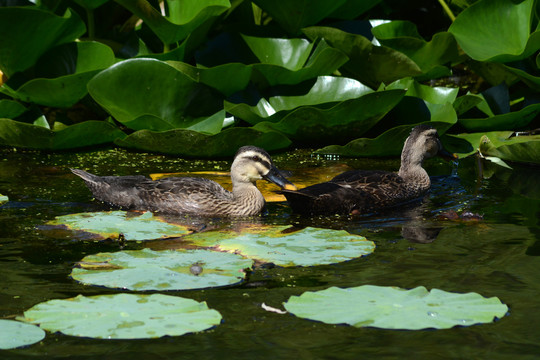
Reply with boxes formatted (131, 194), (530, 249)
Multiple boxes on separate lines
(263, 167), (297, 190)
(438, 147), (459, 161)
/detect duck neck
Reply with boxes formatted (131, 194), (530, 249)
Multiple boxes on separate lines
(398, 156), (431, 193)
(231, 181), (266, 216)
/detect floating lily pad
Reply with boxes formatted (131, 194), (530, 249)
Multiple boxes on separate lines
(22, 294), (222, 339)
(0, 320), (45, 349)
(47, 211), (191, 241)
(185, 226), (375, 266)
(284, 285), (508, 330)
(71, 248), (253, 291)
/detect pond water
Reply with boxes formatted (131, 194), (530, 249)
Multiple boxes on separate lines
(1, 148), (539, 359)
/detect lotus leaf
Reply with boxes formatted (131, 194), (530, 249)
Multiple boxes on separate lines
(115, 126), (291, 157)
(22, 294), (222, 339)
(479, 133), (540, 165)
(3, 42), (115, 108)
(0, 320), (45, 349)
(71, 248), (253, 291)
(449, 0), (540, 62)
(458, 103), (540, 132)
(0, 7), (85, 76)
(0, 119), (125, 150)
(184, 226), (375, 267)
(284, 285), (508, 330)
(87, 58), (223, 131)
(116, 0), (230, 45)
(253, 89), (405, 144)
(47, 211), (192, 241)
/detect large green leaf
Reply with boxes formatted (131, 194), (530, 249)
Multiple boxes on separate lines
(184, 226), (375, 267)
(0, 320), (45, 350)
(2, 42), (115, 108)
(304, 26), (422, 88)
(47, 211), (192, 241)
(316, 119), (456, 157)
(72, 248), (253, 291)
(226, 76), (374, 125)
(284, 285), (508, 330)
(87, 58), (223, 131)
(22, 294), (222, 339)
(115, 126), (291, 157)
(116, 0), (230, 45)
(0, 100), (26, 119)
(372, 21), (459, 75)
(479, 133), (540, 165)
(253, 89), (406, 145)
(458, 103), (540, 132)
(0, 119), (125, 150)
(252, 0), (346, 35)
(0, 8), (85, 77)
(449, 0), (540, 62)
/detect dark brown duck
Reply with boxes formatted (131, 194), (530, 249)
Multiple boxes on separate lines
(71, 146), (295, 217)
(281, 125), (457, 215)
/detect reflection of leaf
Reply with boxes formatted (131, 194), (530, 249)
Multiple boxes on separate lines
(284, 285), (508, 330)
(0, 320), (45, 350)
(47, 211), (192, 241)
(71, 248), (252, 291)
(22, 294), (222, 339)
(184, 226), (375, 266)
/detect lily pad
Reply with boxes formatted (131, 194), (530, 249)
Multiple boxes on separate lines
(0, 320), (45, 349)
(284, 285), (508, 330)
(0, 194), (8, 204)
(71, 248), (253, 291)
(184, 226), (375, 266)
(47, 211), (192, 241)
(22, 294), (222, 339)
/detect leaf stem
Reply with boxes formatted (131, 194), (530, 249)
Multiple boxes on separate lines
(437, 0), (456, 22)
(87, 8), (95, 39)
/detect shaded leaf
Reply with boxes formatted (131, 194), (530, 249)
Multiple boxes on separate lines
(0, 320), (45, 350)
(71, 248), (252, 290)
(184, 226), (375, 267)
(284, 285), (508, 330)
(458, 103), (540, 132)
(22, 294), (222, 339)
(47, 211), (192, 241)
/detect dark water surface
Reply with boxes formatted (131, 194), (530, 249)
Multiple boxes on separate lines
(1, 148), (539, 359)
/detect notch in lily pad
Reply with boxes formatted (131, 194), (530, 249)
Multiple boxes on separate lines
(184, 225), (375, 267)
(71, 248), (253, 291)
(284, 285), (509, 330)
(21, 293), (222, 339)
(46, 211), (192, 241)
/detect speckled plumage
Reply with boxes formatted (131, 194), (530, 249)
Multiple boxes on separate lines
(281, 125), (457, 215)
(71, 146), (293, 217)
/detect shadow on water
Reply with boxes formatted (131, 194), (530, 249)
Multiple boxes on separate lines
(1, 149), (540, 359)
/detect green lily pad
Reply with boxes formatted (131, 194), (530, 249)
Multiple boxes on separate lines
(87, 58), (223, 131)
(0, 7), (85, 77)
(22, 294), (222, 339)
(284, 285), (508, 330)
(2, 42), (115, 108)
(184, 226), (375, 267)
(0, 194), (8, 204)
(479, 133), (540, 165)
(0, 320), (45, 349)
(458, 103), (540, 132)
(47, 211), (192, 241)
(0, 100), (26, 119)
(115, 126), (291, 157)
(449, 0), (540, 62)
(71, 248), (253, 290)
(0, 119), (125, 150)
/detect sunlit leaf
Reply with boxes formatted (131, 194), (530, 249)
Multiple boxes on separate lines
(0, 194), (7, 204)
(22, 294), (222, 339)
(71, 248), (252, 290)
(184, 226), (375, 266)
(284, 285), (508, 330)
(0, 320), (45, 349)
(47, 211), (192, 241)
(458, 103), (540, 132)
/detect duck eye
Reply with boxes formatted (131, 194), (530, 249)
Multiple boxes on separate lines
(251, 155), (260, 162)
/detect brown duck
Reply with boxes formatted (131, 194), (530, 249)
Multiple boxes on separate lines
(71, 146), (295, 217)
(281, 125), (457, 215)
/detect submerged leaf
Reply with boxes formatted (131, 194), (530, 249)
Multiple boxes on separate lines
(47, 211), (192, 241)
(0, 320), (45, 349)
(71, 248), (253, 291)
(184, 226), (375, 266)
(22, 294), (222, 339)
(284, 285), (508, 330)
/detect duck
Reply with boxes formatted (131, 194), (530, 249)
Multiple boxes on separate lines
(280, 125), (457, 215)
(71, 145), (296, 217)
